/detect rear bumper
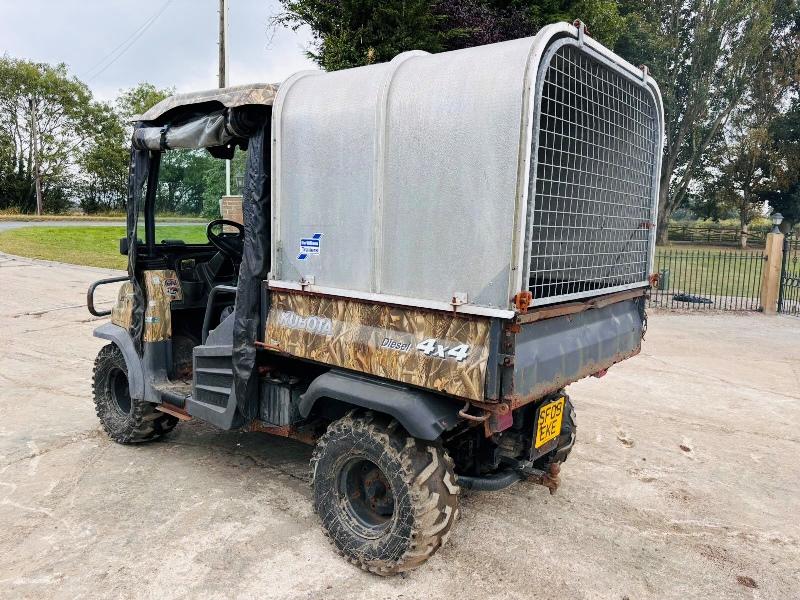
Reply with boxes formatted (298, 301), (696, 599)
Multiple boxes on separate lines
(506, 297), (643, 405)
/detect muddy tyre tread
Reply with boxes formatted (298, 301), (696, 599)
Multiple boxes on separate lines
(552, 394), (577, 464)
(311, 411), (460, 576)
(93, 344), (177, 444)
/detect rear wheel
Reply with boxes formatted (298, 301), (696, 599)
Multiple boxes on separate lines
(311, 411), (459, 575)
(551, 394), (576, 465)
(93, 344), (178, 443)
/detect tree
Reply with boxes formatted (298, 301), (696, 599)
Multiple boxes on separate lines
(116, 82), (174, 121)
(275, 0), (456, 70)
(276, 0), (626, 71)
(759, 101), (800, 232)
(201, 148), (248, 217)
(760, 184), (800, 234)
(0, 64), (233, 217)
(437, 0), (625, 48)
(615, 0), (799, 243)
(712, 126), (773, 247)
(0, 57), (93, 213)
(116, 83), (214, 217)
(79, 102), (129, 213)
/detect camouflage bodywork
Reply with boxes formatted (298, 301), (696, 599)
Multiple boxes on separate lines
(265, 291), (492, 401)
(110, 281), (135, 331)
(111, 270), (183, 342)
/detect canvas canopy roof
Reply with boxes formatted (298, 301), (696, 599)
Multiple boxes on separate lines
(134, 83), (279, 123)
(130, 84), (277, 153)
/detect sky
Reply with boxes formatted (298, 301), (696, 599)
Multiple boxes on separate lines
(0, 0), (319, 101)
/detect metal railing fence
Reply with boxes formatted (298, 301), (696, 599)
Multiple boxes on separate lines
(648, 248), (764, 311)
(778, 242), (800, 316)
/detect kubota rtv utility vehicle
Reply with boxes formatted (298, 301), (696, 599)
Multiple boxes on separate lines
(87, 22), (663, 574)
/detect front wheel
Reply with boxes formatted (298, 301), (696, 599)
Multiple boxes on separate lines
(93, 344), (178, 443)
(311, 412), (460, 575)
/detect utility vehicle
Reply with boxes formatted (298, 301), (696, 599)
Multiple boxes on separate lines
(87, 22), (662, 574)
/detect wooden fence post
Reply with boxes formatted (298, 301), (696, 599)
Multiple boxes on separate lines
(760, 232), (785, 314)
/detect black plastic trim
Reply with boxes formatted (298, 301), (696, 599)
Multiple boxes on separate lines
(202, 285), (237, 343)
(93, 323), (145, 399)
(299, 371), (461, 441)
(456, 470), (523, 491)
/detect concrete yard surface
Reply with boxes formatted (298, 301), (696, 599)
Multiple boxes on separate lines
(0, 252), (798, 599)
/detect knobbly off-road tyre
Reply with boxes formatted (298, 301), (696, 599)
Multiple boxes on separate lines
(311, 411), (460, 576)
(552, 394), (576, 464)
(93, 344), (178, 443)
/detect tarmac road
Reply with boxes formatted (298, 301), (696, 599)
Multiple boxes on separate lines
(0, 251), (798, 600)
(0, 220), (191, 232)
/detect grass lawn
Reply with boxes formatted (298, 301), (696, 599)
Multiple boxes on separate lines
(654, 246), (764, 298)
(0, 225), (207, 269)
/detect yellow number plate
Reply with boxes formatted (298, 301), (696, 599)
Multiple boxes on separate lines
(534, 397), (565, 448)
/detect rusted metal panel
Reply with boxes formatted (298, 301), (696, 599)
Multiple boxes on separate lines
(264, 290), (492, 401)
(142, 270), (183, 343)
(516, 288), (648, 324)
(155, 404), (192, 421)
(246, 420), (317, 445)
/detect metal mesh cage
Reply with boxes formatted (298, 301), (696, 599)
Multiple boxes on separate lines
(527, 41), (659, 306)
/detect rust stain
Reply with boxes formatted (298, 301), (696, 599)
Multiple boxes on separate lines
(247, 421), (317, 445)
(155, 404), (192, 421)
(512, 291), (532, 313)
(516, 288), (646, 324)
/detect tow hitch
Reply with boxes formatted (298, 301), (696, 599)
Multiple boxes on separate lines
(457, 461), (561, 494)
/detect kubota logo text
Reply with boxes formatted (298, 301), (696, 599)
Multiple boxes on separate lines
(276, 310), (334, 336)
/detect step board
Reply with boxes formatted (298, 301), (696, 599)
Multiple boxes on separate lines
(192, 344), (233, 409)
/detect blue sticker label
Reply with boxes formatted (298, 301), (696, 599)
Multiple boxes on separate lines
(298, 233), (323, 260)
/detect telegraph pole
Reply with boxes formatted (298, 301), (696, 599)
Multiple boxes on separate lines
(218, 0), (227, 89)
(29, 98), (43, 215)
(219, 0), (231, 195)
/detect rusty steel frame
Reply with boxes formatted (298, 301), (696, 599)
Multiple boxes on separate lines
(246, 420), (318, 445)
(516, 287), (647, 323)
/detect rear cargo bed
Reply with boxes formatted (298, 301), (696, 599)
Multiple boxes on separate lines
(502, 296), (645, 406)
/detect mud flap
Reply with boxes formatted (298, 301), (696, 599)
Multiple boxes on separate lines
(299, 371), (461, 441)
(93, 323), (145, 399)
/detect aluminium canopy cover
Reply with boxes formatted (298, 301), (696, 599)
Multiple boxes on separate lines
(269, 22), (663, 317)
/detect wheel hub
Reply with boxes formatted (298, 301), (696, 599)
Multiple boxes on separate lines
(337, 457), (395, 538)
(108, 367), (131, 415)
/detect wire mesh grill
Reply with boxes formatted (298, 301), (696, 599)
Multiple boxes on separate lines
(527, 43), (659, 305)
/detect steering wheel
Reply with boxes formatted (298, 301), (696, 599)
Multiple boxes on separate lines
(206, 219), (244, 261)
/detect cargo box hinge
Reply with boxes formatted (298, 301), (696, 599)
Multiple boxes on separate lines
(512, 291), (533, 314)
